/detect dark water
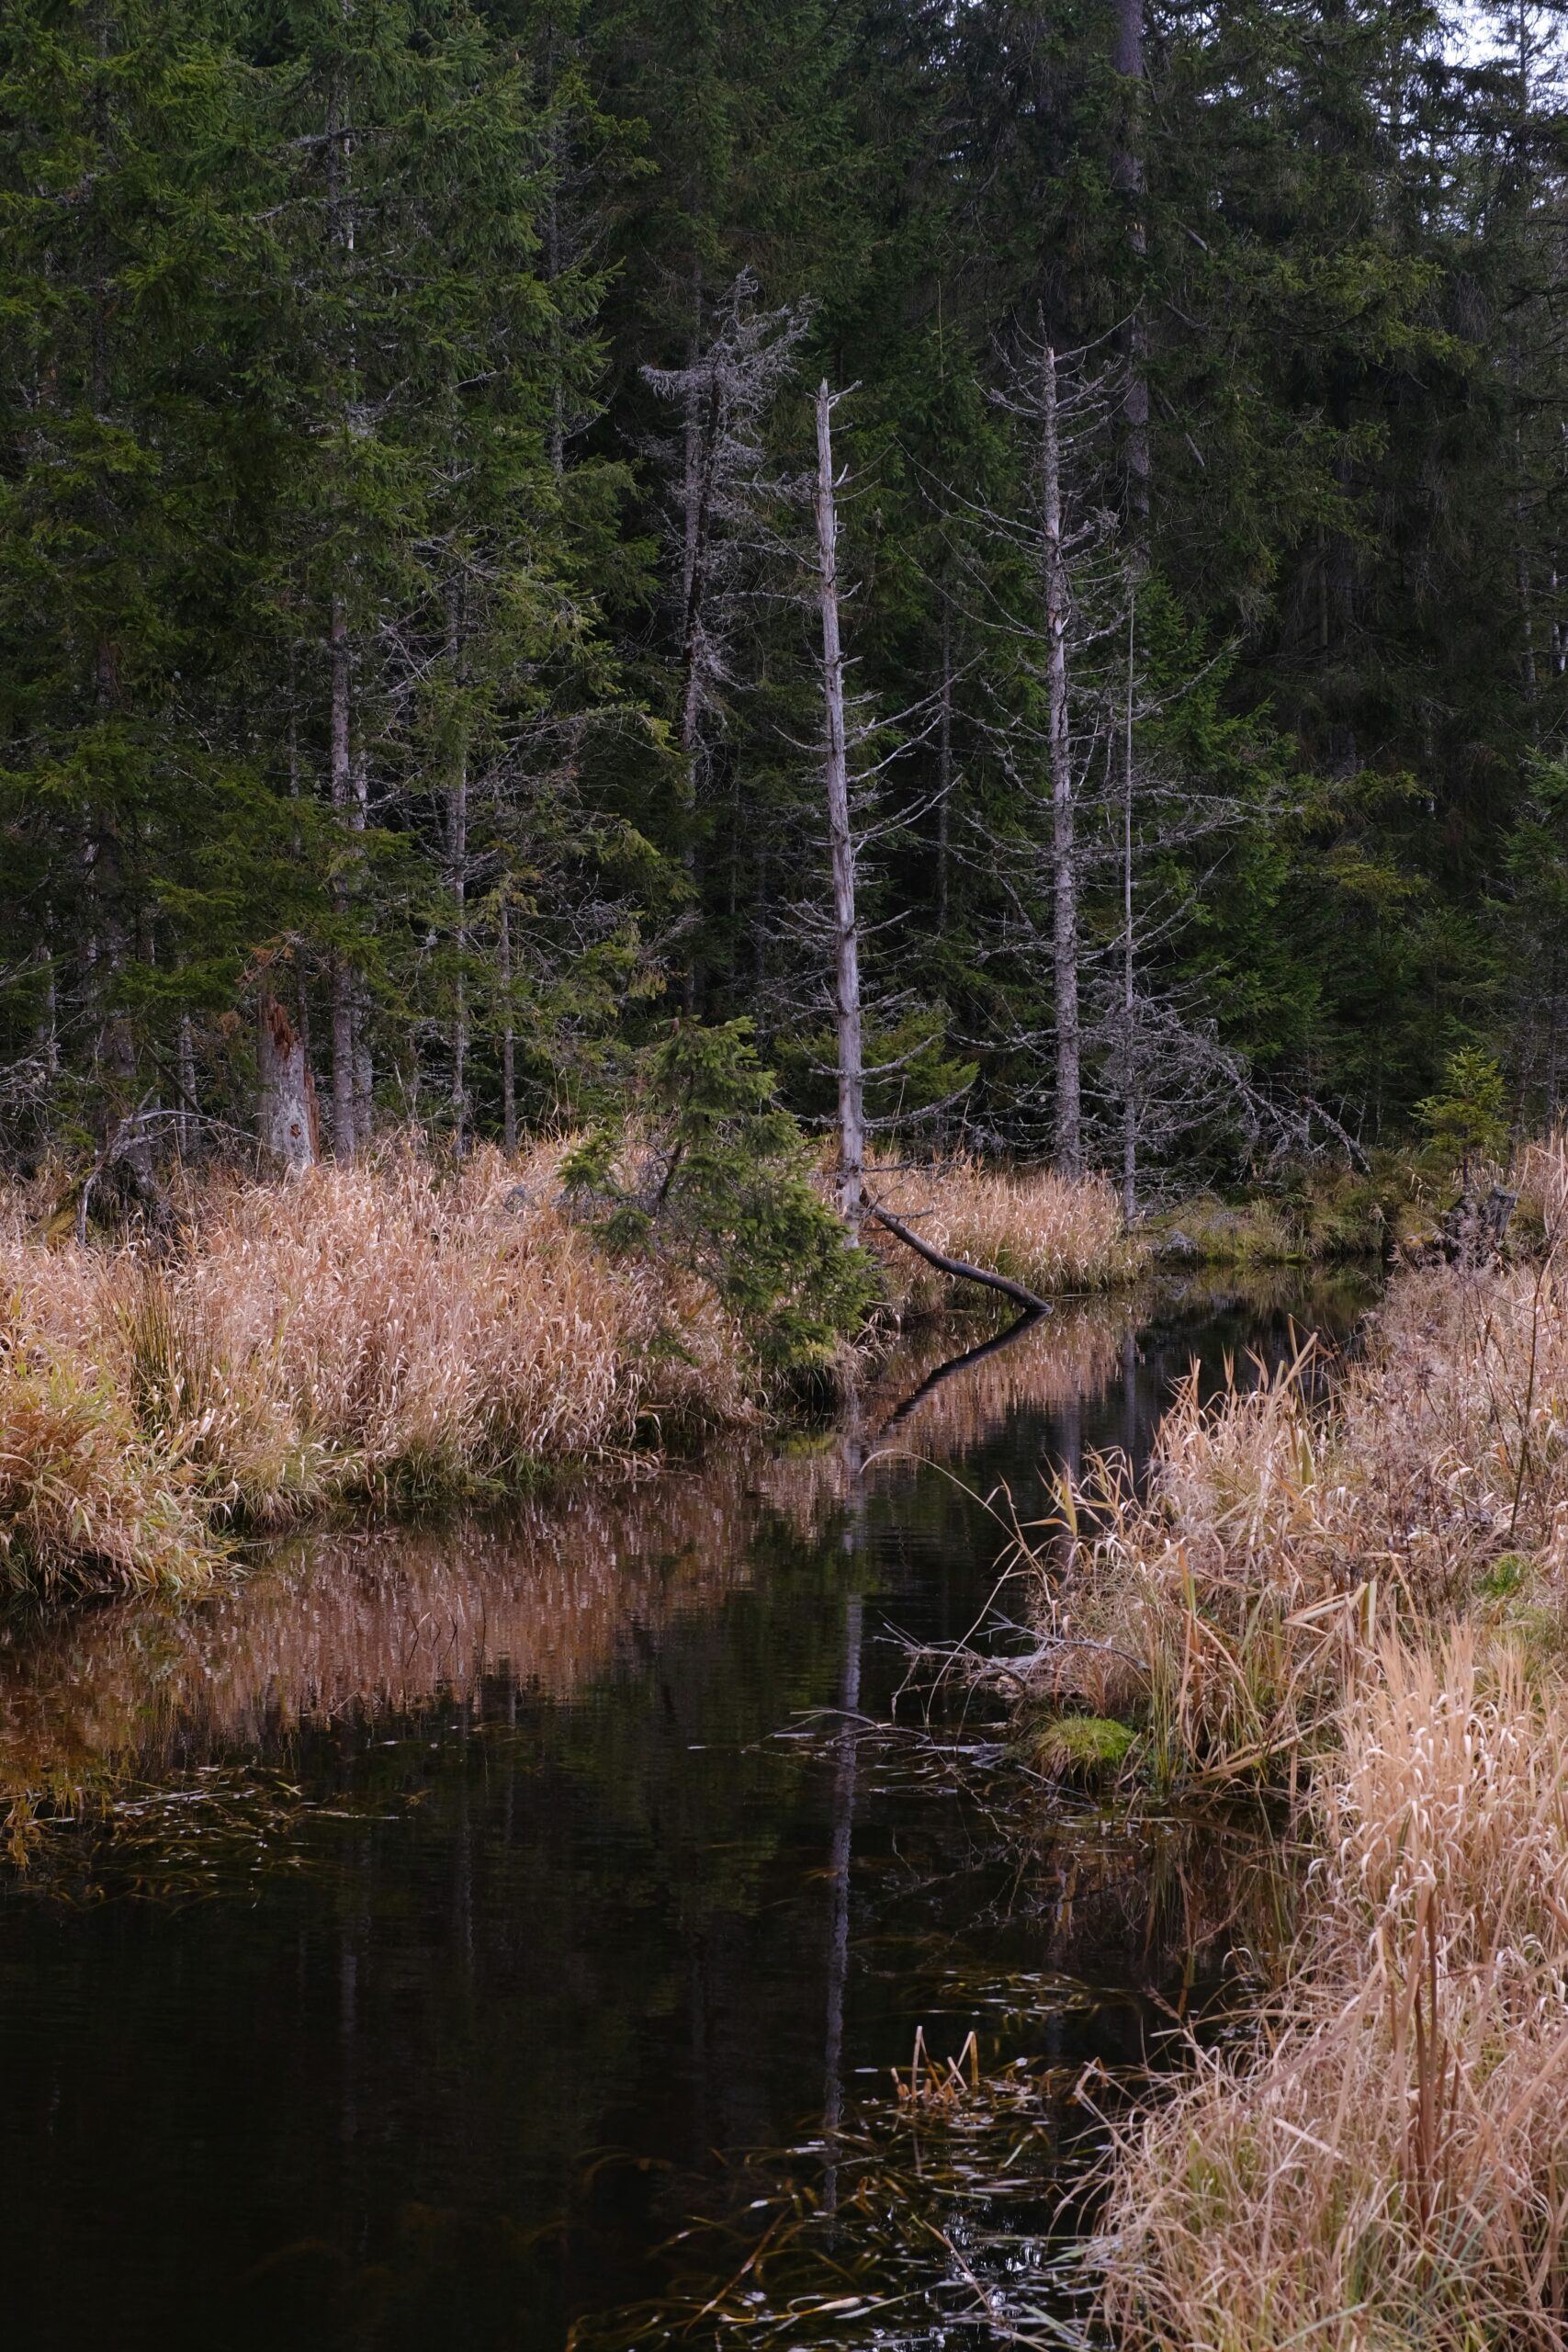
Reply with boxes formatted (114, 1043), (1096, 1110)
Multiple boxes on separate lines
(0, 1274), (1372, 2351)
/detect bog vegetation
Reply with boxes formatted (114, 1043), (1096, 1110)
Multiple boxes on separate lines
(1003, 1135), (1568, 2347)
(10, 4), (1568, 2329)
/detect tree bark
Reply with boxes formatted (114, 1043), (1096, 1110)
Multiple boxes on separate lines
(499, 891), (517, 1154)
(1040, 344), (1082, 1179)
(936, 605), (953, 936)
(1122, 597), (1137, 1222)
(1111, 0), (1151, 537)
(447, 590), (468, 1156)
(866, 1202), (1049, 1314)
(258, 991), (318, 1171)
(814, 382), (866, 1226)
(329, 592), (357, 1159)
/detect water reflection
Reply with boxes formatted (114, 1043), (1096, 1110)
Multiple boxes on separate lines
(0, 1272), (1374, 2352)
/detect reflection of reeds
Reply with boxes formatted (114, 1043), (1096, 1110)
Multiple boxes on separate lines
(0, 1301), (1145, 1818)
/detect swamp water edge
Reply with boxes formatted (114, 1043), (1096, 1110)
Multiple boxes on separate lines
(0, 1272), (1374, 2351)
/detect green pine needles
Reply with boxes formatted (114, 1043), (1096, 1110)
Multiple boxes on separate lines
(561, 1023), (878, 1383)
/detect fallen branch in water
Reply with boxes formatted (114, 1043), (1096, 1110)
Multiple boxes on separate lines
(866, 1199), (1051, 1314)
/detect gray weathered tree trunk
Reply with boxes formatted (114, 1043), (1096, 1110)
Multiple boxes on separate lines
(258, 992), (318, 1171)
(329, 592), (358, 1159)
(447, 592), (469, 1155)
(1122, 599), (1137, 1221)
(1040, 344), (1082, 1179)
(814, 382), (866, 1225)
(498, 892), (517, 1154)
(936, 606), (953, 936)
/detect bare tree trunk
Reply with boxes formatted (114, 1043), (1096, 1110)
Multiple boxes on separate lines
(1040, 344), (1082, 1179)
(258, 992), (318, 1171)
(1121, 599), (1137, 1222)
(814, 382), (866, 1227)
(498, 892), (517, 1154)
(176, 1007), (196, 1160)
(677, 277), (711, 1019)
(936, 606), (953, 936)
(329, 592), (357, 1159)
(1112, 0), (1151, 537)
(447, 592), (468, 1156)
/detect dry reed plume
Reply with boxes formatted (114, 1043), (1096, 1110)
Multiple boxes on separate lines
(863, 1153), (1143, 1314)
(0, 1143), (753, 1597)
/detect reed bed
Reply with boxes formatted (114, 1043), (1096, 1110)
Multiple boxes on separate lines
(1100, 1630), (1568, 2350)
(1039, 1136), (1568, 2344)
(863, 1152), (1144, 1313)
(1023, 1228), (1568, 1789)
(0, 1144), (752, 1598)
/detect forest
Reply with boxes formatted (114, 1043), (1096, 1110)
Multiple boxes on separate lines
(6, 0), (1567, 1202)
(14, 13), (1568, 2352)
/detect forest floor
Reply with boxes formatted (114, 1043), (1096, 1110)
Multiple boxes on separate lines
(0, 1143), (1139, 1602)
(1011, 1135), (1568, 2347)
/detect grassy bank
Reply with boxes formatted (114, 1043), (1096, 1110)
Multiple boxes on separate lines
(864, 1154), (1145, 1310)
(0, 1144), (1136, 1600)
(1015, 1145), (1568, 2346)
(0, 1144), (755, 1598)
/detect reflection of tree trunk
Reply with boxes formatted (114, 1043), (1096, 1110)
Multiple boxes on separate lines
(878, 1308), (1043, 1439)
(822, 1589), (863, 2218)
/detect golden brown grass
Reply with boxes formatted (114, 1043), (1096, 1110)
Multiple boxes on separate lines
(862, 1152), (1143, 1314)
(0, 1143), (754, 1597)
(1101, 1630), (1568, 2351)
(1051, 1135), (1568, 2345)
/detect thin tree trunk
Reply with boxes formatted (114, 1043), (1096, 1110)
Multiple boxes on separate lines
(1122, 597), (1137, 1222)
(447, 592), (468, 1156)
(936, 606), (953, 936)
(176, 1007), (196, 1159)
(499, 892), (517, 1154)
(1112, 0), (1151, 537)
(1040, 343), (1082, 1179)
(330, 593), (357, 1159)
(814, 382), (865, 1226)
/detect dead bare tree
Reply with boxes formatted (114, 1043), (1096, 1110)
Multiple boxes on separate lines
(257, 989), (318, 1171)
(643, 275), (811, 1008)
(812, 381), (867, 1225)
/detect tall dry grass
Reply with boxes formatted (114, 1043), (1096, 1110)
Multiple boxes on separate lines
(863, 1153), (1143, 1314)
(1025, 1206), (1568, 1786)
(0, 1144), (753, 1597)
(1101, 1630), (1568, 2350)
(1052, 1135), (1568, 2344)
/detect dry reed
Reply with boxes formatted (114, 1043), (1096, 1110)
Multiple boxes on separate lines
(0, 1143), (754, 1596)
(1072, 1133), (1568, 2344)
(863, 1153), (1143, 1315)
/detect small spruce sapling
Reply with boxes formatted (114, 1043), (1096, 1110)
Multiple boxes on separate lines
(1416, 1048), (1511, 1188)
(561, 1022), (878, 1378)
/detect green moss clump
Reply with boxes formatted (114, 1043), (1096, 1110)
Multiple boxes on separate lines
(1029, 1713), (1138, 1783)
